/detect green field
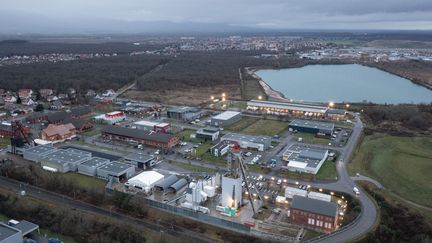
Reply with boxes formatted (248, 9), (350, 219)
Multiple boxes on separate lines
(349, 134), (432, 207)
(177, 129), (199, 142)
(293, 132), (330, 145)
(226, 117), (288, 136)
(226, 116), (259, 132)
(0, 138), (9, 148)
(171, 161), (216, 173)
(60, 173), (107, 192)
(315, 161), (337, 181)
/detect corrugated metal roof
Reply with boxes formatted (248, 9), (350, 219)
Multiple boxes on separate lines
(101, 125), (175, 144)
(154, 175), (178, 190)
(168, 178), (188, 192)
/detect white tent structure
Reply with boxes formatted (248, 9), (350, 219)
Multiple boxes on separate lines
(126, 171), (164, 192)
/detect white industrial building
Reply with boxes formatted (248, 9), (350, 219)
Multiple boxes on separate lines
(23, 145), (57, 162)
(94, 111), (126, 124)
(285, 186), (308, 199)
(221, 175), (242, 209)
(40, 149), (92, 173)
(282, 144), (329, 174)
(308, 191), (332, 202)
(221, 133), (271, 151)
(210, 111), (241, 127)
(125, 171), (164, 192)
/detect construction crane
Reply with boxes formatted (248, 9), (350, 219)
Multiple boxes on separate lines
(227, 144), (263, 217)
(10, 121), (34, 154)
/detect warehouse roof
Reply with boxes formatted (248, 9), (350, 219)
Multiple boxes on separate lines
(134, 120), (159, 127)
(98, 161), (133, 174)
(42, 123), (75, 137)
(43, 149), (91, 165)
(284, 145), (328, 169)
(212, 111), (241, 121)
(9, 220), (39, 235)
(291, 195), (338, 217)
(222, 133), (271, 145)
(326, 108), (347, 115)
(79, 157), (110, 168)
(168, 106), (200, 114)
(248, 100), (328, 114)
(289, 119), (334, 131)
(0, 223), (20, 241)
(101, 125), (176, 143)
(168, 178), (188, 193)
(154, 174), (178, 190)
(47, 111), (69, 123)
(25, 145), (57, 155)
(70, 106), (92, 117)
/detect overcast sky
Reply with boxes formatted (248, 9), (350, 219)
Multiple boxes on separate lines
(1, 0), (432, 34)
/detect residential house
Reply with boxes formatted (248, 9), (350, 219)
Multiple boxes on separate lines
(86, 89), (96, 97)
(46, 95), (59, 102)
(50, 100), (64, 110)
(102, 89), (116, 97)
(64, 118), (93, 133)
(18, 89), (33, 99)
(39, 89), (54, 99)
(21, 98), (36, 106)
(4, 95), (17, 103)
(58, 93), (68, 100)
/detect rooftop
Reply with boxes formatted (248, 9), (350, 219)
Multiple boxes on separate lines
(248, 100), (328, 114)
(0, 223), (20, 241)
(167, 106), (200, 114)
(43, 149), (91, 165)
(289, 119), (335, 131)
(134, 120), (159, 127)
(284, 144), (328, 168)
(212, 111), (241, 121)
(102, 125), (176, 143)
(98, 161), (134, 174)
(291, 195), (338, 217)
(80, 157), (110, 168)
(25, 145), (57, 155)
(9, 220), (39, 235)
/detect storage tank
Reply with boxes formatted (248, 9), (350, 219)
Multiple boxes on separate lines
(204, 185), (216, 198)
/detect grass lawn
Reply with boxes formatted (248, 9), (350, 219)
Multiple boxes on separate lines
(225, 116), (260, 132)
(349, 134), (432, 207)
(0, 138), (10, 148)
(0, 213), (8, 221)
(246, 164), (271, 174)
(334, 120), (354, 128)
(81, 126), (101, 137)
(229, 100), (247, 109)
(241, 119), (289, 136)
(177, 129), (201, 143)
(293, 132), (330, 145)
(170, 161), (216, 173)
(60, 173), (107, 192)
(301, 229), (322, 242)
(315, 161), (337, 181)
(277, 170), (314, 181)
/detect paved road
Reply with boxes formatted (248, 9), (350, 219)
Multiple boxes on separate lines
(0, 176), (214, 243)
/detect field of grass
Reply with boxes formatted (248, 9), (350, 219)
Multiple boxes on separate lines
(241, 119), (289, 136)
(177, 129), (198, 142)
(315, 161), (337, 181)
(60, 173), (107, 192)
(81, 126), (101, 137)
(0, 138), (9, 148)
(293, 132), (330, 145)
(171, 161), (216, 173)
(301, 229), (322, 242)
(226, 116), (260, 132)
(349, 134), (432, 207)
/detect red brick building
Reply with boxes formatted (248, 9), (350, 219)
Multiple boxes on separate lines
(289, 195), (339, 233)
(101, 125), (179, 149)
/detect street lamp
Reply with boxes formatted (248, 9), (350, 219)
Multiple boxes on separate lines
(210, 96), (215, 100)
(222, 93), (226, 97)
(329, 101), (335, 107)
(258, 95), (263, 100)
(345, 104), (350, 108)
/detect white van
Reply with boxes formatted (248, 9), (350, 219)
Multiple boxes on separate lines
(353, 187), (360, 195)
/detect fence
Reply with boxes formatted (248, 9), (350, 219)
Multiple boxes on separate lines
(140, 196), (251, 233)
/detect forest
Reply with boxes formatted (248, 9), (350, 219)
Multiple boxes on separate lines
(0, 54), (170, 91)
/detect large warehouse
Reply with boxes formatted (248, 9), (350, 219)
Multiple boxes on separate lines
(210, 111), (241, 127)
(40, 149), (92, 173)
(124, 153), (155, 169)
(23, 145), (57, 162)
(282, 144), (329, 174)
(221, 133), (271, 151)
(77, 157), (110, 176)
(288, 119), (335, 136)
(96, 161), (135, 182)
(167, 107), (205, 121)
(101, 125), (179, 148)
(247, 100), (329, 117)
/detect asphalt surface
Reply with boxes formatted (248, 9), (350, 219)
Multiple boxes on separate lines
(0, 176), (214, 243)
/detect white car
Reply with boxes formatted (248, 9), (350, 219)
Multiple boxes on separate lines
(353, 187), (360, 195)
